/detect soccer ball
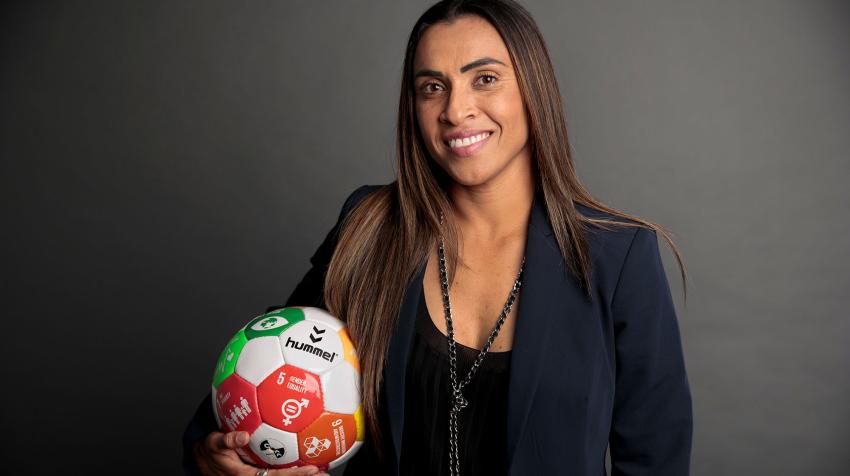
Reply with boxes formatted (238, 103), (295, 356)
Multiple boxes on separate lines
(211, 306), (363, 471)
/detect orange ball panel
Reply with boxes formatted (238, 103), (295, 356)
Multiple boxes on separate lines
(296, 412), (357, 466)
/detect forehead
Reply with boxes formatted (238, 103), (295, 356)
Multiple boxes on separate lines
(414, 15), (512, 70)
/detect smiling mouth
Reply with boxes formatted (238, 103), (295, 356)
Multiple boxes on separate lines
(442, 131), (493, 158)
(443, 131), (492, 148)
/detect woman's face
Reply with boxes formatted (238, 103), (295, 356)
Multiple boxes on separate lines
(413, 14), (531, 188)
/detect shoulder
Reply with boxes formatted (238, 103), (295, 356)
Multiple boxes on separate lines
(574, 203), (661, 296)
(338, 184), (385, 219)
(347, 184), (383, 203)
(575, 202), (649, 252)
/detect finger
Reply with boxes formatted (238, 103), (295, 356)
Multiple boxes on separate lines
(270, 465), (321, 475)
(208, 430), (250, 452)
(223, 431), (250, 451)
(205, 431), (226, 453)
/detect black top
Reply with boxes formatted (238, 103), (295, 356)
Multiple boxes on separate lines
(398, 284), (512, 476)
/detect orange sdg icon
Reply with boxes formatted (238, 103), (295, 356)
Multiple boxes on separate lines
(297, 412), (357, 465)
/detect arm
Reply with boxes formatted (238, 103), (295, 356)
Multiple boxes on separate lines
(181, 393), (218, 475)
(271, 184), (377, 310)
(609, 227), (693, 476)
(181, 184), (377, 474)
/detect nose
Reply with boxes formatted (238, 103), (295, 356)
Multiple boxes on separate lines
(440, 86), (476, 125)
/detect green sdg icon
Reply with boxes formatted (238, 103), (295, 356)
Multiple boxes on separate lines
(244, 307), (305, 340)
(212, 330), (247, 388)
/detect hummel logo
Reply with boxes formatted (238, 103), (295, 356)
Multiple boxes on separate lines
(309, 326), (326, 343)
(284, 336), (337, 363)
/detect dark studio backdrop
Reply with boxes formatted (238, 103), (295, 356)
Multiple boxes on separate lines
(2, 1), (848, 474)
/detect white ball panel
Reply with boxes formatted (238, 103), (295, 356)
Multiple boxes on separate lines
(248, 423), (299, 465)
(235, 336), (285, 386)
(301, 307), (344, 331)
(320, 362), (361, 414)
(279, 320), (344, 374)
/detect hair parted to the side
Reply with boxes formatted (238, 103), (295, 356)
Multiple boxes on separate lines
(321, 0), (688, 460)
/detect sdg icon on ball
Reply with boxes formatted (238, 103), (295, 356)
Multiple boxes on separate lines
(211, 307), (363, 471)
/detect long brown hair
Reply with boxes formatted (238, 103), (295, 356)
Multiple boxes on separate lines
(323, 0), (688, 458)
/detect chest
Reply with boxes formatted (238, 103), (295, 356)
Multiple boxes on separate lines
(422, 239), (526, 352)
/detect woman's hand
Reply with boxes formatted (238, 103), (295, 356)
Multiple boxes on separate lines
(193, 430), (331, 476)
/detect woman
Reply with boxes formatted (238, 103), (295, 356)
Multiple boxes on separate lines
(184, 1), (693, 475)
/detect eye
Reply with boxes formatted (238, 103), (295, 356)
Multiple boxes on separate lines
(418, 73), (498, 96)
(475, 73), (499, 86)
(420, 82), (444, 94)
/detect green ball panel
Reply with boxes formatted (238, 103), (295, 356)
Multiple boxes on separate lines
(212, 330), (248, 388)
(244, 307), (305, 340)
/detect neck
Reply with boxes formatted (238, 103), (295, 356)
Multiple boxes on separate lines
(446, 167), (535, 243)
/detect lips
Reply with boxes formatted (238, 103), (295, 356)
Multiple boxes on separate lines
(444, 130), (493, 158)
(442, 129), (494, 145)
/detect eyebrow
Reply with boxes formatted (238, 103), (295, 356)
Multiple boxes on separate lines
(414, 57), (507, 79)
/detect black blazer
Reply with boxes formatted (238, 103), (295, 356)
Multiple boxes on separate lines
(183, 184), (693, 475)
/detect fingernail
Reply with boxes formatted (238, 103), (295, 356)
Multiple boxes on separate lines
(236, 432), (249, 445)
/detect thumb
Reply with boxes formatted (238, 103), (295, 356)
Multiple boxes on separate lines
(211, 430), (250, 452)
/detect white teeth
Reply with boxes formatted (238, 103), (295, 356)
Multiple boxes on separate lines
(448, 132), (490, 148)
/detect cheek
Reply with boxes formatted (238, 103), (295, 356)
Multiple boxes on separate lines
(490, 90), (527, 130)
(492, 95), (528, 143)
(415, 103), (437, 136)
(511, 95), (529, 140)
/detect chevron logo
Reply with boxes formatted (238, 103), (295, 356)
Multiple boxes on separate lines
(309, 325), (326, 343)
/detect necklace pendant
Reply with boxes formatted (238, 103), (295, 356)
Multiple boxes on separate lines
(452, 388), (468, 411)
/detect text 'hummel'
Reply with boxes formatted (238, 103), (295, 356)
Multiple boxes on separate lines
(284, 336), (337, 362)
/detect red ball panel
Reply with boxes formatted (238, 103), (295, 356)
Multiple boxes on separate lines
(257, 364), (324, 433)
(214, 373), (262, 434)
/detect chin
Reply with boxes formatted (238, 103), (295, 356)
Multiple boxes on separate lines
(445, 166), (501, 187)
(430, 147), (513, 187)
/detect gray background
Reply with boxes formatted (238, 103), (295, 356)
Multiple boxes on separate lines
(2, 0), (848, 474)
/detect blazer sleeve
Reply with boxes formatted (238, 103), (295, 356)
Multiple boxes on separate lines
(608, 227), (693, 476)
(181, 184), (377, 475)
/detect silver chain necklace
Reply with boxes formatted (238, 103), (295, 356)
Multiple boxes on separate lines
(437, 233), (525, 476)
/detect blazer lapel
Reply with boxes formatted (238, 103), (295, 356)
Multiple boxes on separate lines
(504, 192), (563, 469)
(384, 253), (425, 469)
(382, 189), (571, 471)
